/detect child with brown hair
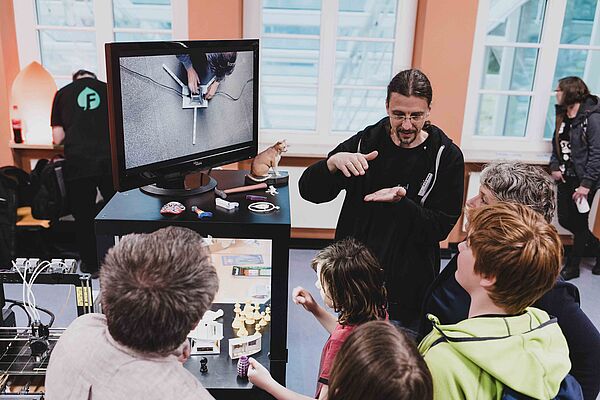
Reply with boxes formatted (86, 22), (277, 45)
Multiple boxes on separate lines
(248, 237), (387, 399)
(419, 203), (574, 399)
(328, 320), (433, 400)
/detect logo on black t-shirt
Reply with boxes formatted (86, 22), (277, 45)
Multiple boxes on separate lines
(77, 87), (101, 111)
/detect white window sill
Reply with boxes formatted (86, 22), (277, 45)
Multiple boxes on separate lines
(462, 148), (552, 165)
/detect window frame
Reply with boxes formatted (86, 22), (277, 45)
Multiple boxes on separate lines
(461, 0), (574, 164)
(244, 0), (418, 156)
(12, 0), (188, 83)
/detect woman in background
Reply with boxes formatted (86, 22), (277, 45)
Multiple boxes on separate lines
(550, 76), (600, 280)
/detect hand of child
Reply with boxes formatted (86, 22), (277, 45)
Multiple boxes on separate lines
(292, 286), (319, 314)
(248, 357), (274, 389)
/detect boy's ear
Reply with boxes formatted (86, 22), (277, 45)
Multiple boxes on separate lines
(479, 274), (496, 289)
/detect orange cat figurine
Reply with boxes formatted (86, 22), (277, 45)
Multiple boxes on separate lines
(250, 140), (288, 180)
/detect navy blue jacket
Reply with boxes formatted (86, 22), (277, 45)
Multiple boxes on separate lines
(420, 255), (600, 400)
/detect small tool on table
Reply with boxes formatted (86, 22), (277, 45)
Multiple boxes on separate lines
(191, 206), (213, 219)
(246, 195), (267, 201)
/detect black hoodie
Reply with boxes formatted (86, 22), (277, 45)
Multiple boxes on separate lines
(299, 117), (464, 326)
(550, 95), (600, 190)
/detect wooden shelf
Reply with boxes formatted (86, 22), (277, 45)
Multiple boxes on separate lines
(9, 142), (63, 150)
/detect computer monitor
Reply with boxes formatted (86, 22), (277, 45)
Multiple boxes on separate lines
(105, 39), (258, 196)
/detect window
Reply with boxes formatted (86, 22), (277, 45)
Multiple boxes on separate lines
(544, 0), (600, 138)
(13, 0), (187, 88)
(244, 0), (417, 155)
(462, 0), (600, 162)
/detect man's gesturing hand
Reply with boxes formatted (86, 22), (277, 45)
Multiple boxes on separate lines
(327, 151), (378, 177)
(364, 186), (407, 203)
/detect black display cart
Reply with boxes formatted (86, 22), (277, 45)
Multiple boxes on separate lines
(95, 170), (290, 399)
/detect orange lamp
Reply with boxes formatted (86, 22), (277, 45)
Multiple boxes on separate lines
(10, 61), (57, 145)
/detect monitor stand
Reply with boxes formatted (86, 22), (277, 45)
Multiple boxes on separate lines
(140, 171), (217, 197)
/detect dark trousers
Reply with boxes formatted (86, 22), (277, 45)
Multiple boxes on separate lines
(67, 175), (115, 272)
(557, 177), (598, 257)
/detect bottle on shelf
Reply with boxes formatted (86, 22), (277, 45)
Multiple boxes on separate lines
(11, 105), (23, 144)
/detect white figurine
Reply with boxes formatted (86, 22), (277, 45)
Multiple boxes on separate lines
(245, 318), (256, 335)
(188, 320), (223, 355)
(229, 333), (262, 359)
(259, 312), (268, 327)
(232, 312), (244, 330)
(237, 325), (249, 337)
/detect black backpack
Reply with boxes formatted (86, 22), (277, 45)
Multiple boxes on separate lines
(31, 157), (69, 220)
(0, 166), (32, 269)
(0, 169), (20, 268)
(0, 166), (33, 207)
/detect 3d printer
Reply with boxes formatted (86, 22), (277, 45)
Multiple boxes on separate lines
(0, 259), (93, 398)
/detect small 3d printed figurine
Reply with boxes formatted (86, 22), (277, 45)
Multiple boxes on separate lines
(237, 325), (249, 337)
(187, 309), (224, 355)
(242, 301), (253, 318)
(191, 206), (213, 219)
(160, 201), (185, 215)
(249, 140), (288, 181)
(229, 333), (262, 359)
(237, 355), (250, 378)
(265, 307), (271, 322)
(259, 312), (268, 327)
(232, 312), (244, 330)
(245, 317), (256, 335)
(253, 305), (262, 320)
(200, 357), (208, 374)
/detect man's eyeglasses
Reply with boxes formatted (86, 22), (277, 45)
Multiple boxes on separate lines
(390, 113), (427, 124)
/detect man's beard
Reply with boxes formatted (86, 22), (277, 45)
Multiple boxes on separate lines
(396, 127), (418, 146)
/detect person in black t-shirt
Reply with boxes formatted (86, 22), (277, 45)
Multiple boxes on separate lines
(51, 69), (114, 275)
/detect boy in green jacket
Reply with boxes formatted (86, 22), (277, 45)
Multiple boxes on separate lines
(419, 202), (571, 399)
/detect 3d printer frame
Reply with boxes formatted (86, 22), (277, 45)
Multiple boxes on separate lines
(0, 271), (94, 397)
(0, 272), (94, 319)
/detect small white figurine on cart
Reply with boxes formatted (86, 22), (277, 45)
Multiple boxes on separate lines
(187, 309), (224, 355)
(229, 333), (262, 359)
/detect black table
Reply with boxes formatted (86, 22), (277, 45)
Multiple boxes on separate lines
(184, 303), (271, 395)
(95, 170), (290, 399)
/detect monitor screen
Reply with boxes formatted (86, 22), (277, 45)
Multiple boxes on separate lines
(105, 40), (258, 194)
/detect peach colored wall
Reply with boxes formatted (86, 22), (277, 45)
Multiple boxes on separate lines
(188, 0), (243, 169)
(412, 0), (478, 144)
(188, 0), (243, 39)
(0, 0), (19, 165)
(412, 0), (478, 244)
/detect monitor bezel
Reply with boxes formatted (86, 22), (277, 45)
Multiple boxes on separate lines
(105, 39), (259, 192)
